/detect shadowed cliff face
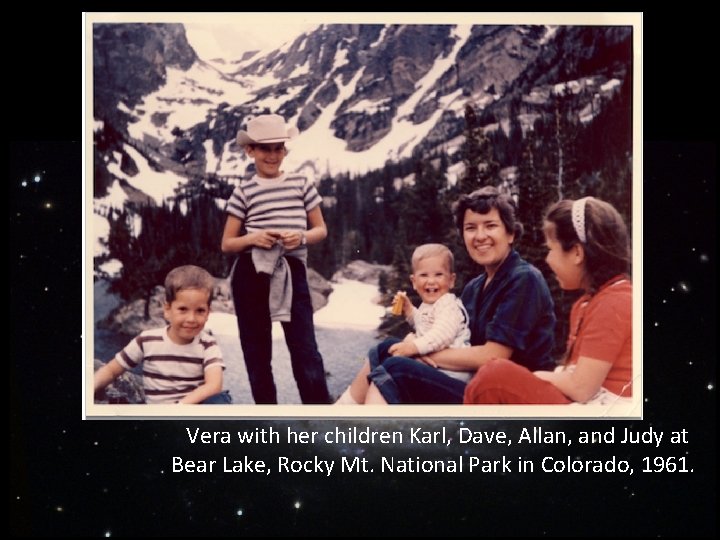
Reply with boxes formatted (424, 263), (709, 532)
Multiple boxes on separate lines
(96, 268), (334, 337)
(93, 23), (196, 124)
(93, 23), (631, 191)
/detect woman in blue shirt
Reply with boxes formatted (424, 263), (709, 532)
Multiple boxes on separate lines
(337, 186), (556, 405)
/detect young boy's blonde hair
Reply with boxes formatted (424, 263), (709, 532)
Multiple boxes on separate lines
(164, 265), (215, 303)
(411, 243), (455, 273)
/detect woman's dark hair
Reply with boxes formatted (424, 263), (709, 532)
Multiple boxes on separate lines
(454, 186), (523, 239)
(544, 197), (630, 292)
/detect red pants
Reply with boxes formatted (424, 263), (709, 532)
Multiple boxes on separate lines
(464, 358), (572, 404)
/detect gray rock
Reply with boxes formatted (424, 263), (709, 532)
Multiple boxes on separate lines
(331, 260), (393, 285)
(93, 23), (196, 123)
(97, 285), (167, 335)
(98, 270), (334, 335)
(211, 277), (235, 314)
(307, 268), (333, 311)
(94, 358), (145, 404)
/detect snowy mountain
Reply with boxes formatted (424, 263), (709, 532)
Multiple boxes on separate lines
(92, 23), (631, 205)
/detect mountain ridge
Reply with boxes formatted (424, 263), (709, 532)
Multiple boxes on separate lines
(92, 22), (631, 202)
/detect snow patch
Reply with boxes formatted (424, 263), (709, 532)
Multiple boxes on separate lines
(94, 213), (110, 257)
(106, 145), (186, 204)
(287, 59), (310, 79)
(314, 279), (385, 330)
(553, 80), (582, 95)
(206, 278), (384, 337)
(601, 78), (621, 92)
(540, 25), (557, 45)
(127, 63), (254, 142)
(437, 88), (465, 114)
(94, 180), (127, 210)
(396, 25), (473, 120)
(99, 259), (123, 278)
(446, 161), (465, 187)
(206, 312), (240, 338)
(345, 98), (392, 115)
(204, 139), (219, 173)
(332, 46), (349, 71)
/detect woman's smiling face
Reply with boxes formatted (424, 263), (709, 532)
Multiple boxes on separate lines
(462, 208), (514, 275)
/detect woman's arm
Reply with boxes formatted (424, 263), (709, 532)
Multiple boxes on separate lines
(423, 341), (513, 370)
(178, 365), (224, 404)
(533, 356), (612, 402)
(221, 215), (280, 253)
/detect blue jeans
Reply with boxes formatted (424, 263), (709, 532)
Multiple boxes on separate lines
(367, 338), (466, 404)
(201, 390), (233, 404)
(231, 254), (330, 404)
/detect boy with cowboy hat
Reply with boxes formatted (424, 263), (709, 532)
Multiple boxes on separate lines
(221, 114), (331, 404)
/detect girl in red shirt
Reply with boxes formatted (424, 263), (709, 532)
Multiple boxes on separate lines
(464, 197), (632, 404)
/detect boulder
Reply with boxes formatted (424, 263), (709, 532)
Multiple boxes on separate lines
(307, 268), (333, 311)
(331, 260), (393, 285)
(98, 270), (334, 335)
(93, 358), (145, 404)
(97, 285), (166, 336)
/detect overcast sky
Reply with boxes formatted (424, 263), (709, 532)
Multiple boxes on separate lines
(185, 22), (317, 61)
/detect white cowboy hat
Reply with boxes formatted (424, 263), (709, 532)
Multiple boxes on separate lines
(236, 114), (299, 146)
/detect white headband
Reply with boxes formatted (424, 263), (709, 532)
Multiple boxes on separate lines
(571, 197), (590, 243)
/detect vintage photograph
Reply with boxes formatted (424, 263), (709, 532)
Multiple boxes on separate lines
(86, 13), (640, 417)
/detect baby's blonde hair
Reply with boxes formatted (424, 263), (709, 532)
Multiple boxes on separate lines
(411, 244), (454, 273)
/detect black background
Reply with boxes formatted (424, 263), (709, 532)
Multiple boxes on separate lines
(10, 12), (716, 536)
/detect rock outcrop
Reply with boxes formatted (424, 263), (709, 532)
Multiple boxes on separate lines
(93, 23), (196, 124)
(93, 22), (632, 188)
(97, 270), (333, 336)
(331, 260), (392, 285)
(93, 359), (145, 404)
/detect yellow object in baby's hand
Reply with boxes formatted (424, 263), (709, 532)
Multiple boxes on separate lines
(391, 292), (405, 316)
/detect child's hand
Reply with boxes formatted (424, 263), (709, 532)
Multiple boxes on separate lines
(389, 340), (419, 357)
(279, 230), (304, 250)
(391, 291), (413, 317)
(252, 230), (281, 249)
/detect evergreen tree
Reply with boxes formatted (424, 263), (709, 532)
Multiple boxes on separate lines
(387, 223), (412, 299)
(106, 192), (231, 318)
(400, 160), (450, 247)
(516, 130), (555, 269)
(507, 114), (524, 166)
(457, 103), (500, 194)
(106, 209), (134, 265)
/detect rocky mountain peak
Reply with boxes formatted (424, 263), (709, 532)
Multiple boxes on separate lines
(93, 23), (196, 124)
(92, 22), (631, 198)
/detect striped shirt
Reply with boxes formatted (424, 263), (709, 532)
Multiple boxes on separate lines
(225, 173), (321, 261)
(409, 293), (471, 355)
(114, 327), (224, 404)
(409, 293), (472, 382)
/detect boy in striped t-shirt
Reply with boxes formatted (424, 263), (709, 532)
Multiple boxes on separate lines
(94, 265), (230, 404)
(221, 114), (331, 404)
